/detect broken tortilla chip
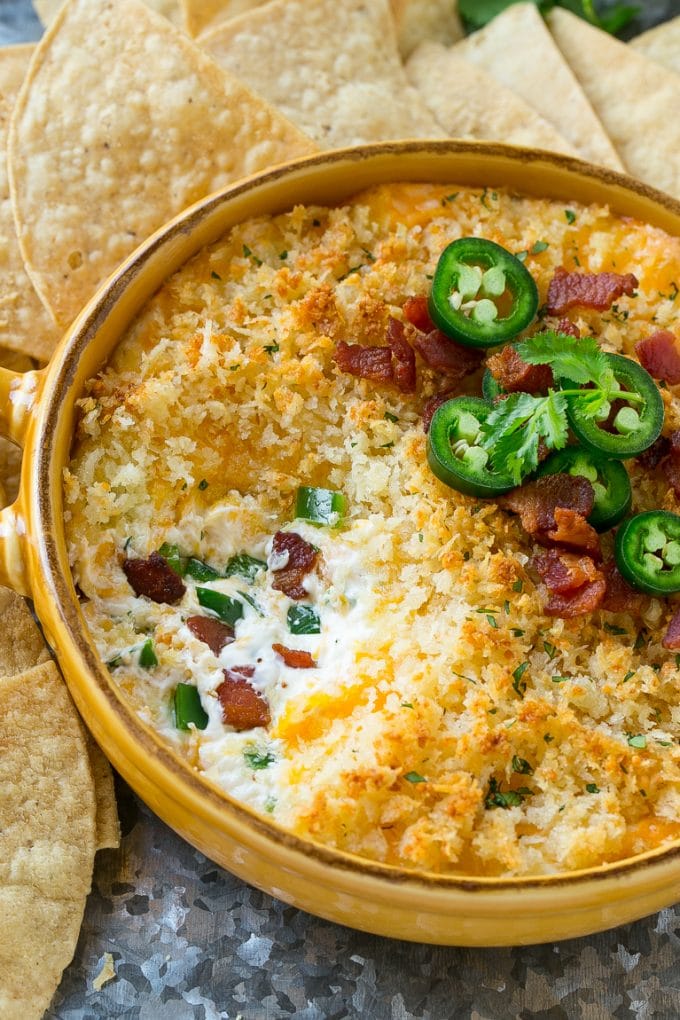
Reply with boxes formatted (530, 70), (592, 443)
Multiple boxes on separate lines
(547, 8), (680, 199)
(35, 0), (185, 28)
(9, 0), (316, 331)
(407, 43), (577, 155)
(0, 661), (96, 1019)
(390, 0), (463, 57)
(199, 0), (444, 148)
(0, 44), (60, 361)
(630, 16), (680, 76)
(452, 3), (623, 171)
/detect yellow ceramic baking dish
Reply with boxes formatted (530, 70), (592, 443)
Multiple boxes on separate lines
(2, 142), (680, 946)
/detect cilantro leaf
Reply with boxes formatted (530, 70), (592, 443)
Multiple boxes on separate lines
(481, 390), (568, 484)
(458, 0), (638, 37)
(516, 332), (614, 391)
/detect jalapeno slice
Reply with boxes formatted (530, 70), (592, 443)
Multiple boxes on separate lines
(615, 511), (680, 595)
(537, 446), (632, 532)
(428, 238), (539, 349)
(427, 396), (515, 497)
(567, 354), (663, 459)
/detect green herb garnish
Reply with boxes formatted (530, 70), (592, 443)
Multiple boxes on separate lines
(484, 778), (532, 810)
(458, 0), (638, 37)
(404, 771), (427, 784)
(627, 733), (647, 749)
(586, 782), (600, 794)
(512, 755), (534, 775)
(243, 746), (276, 770)
(512, 661), (529, 698)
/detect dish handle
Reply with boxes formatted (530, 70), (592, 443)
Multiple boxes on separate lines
(0, 365), (46, 597)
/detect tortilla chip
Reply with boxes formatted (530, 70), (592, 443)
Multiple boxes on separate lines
(630, 16), (680, 76)
(390, 0), (463, 57)
(86, 734), (120, 849)
(35, 0), (185, 28)
(547, 8), (680, 199)
(0, 587), (51, 676)
(199, 0), (444, 148)
(184, 0), (265, 37)
(9, 0), (317, 331)
(0, 45), (60, 361)
(452, 3), (623, 171)
(407, 43), (577, 155)
(0, 661), (96, 1019)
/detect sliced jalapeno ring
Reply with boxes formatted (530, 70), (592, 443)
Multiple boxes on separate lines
(567, 354), (663, 460)
(427, 396), (515, 498)
(428, 238), (539, 349)
(615, 510), (680, 595)
(537, 446), (632, 532)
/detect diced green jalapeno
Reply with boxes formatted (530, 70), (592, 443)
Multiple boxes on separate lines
(427, 396), (515, 498)
(196, 587), (244, 625)
(184, 557), (221, 582)
(138, 638), (158, 668)
(224, 553), (267, 582)
(174, 683), (208, 731)
(428, 238), (539, 349)
(537, 446), (632, 532)
(288, 604), (321, 634)
(295, 485), (346, 526)
(615, 511), (680, 595)
(158, 542), (184, 576)
(567, 354), (663, 459)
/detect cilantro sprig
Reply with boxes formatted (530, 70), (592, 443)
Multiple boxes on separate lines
(480, 332), (642, 485)
(458, 0), (639, 36)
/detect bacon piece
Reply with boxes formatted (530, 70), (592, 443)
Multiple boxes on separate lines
(187, 615), (234, 655)
(635, 330), (680, 384)
(546, 267), (638, 315)
(544, 577), (606, 618)
(411, 328), (483, 381)
(422, 391), (455, 432)
(217, 666), (271, 730)
(486, 345), (553, 394)
(533, 548), (600, 593)
(270, 531), (319, 601)
(386, 317), (416, 393)
(662, 606), (680, 649)
(664, 456), (680, 499)
(272, 643), (317, 668)
(637, 435), (671, 470)
(500, 474), (594, 535)
(556, 318), (580, 339)
(403, 295), (434, 333)
(333, 341), (393, 383)
(601, 561), (643, 614)
(546, 507), (601, 559)
(122, 551), (186, 604)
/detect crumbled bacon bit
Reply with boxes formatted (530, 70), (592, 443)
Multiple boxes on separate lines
(403, 295), (434, 333)
(411, 328), (484, 381)
(187, 615), (234, 655)
(533, 548), (600, 593)
(486, 345), (553, 394)
(422, 391), (455, 432)
(545, 507), (601, 559)
(122, 551), (186, 604)
(662, 606), (680, 649)
(601, 561), (643, 614)
(635, 330), (680, 384)
(544, 576), (606, 618)
(637, 435), (671, 470)
(500, 474), (594, 535)
(556, 318), (580, 339)
(217, 666), (271, 730)
(546, 267), (638, 315)
(333, 341), (393, 383)
(664, 456), (680, 498)
(270, 531), (319, 601)
(272, 643), (317, 668)
(386, 317), (416, 393)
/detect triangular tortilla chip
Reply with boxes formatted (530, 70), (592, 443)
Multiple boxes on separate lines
(630, 16), (680, 75)
(0, 45), (60, 361)
(0, 661), (96, 1019)
(389, 0), (464, 57)
(199, 0), (444, 148)
(35, 0), (185, 28)
(547, 8), (680, 199)
(407, 42), (577, 154)
(9, 0), (316, 330)
(183, 0), (265, 37)
(452, 3), (623, 171)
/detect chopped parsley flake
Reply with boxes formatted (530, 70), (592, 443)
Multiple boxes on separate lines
(512, 755), (534, 776)
(604, 623), (627, 636)
(512, 580), (523, 593)
(627, 734), (647, 749)
(384, 411), (399, 423)
(564, 209), (577, 225)
(198, 479), (209, 491)
(530, 240), (549, 254)
(264, 343), (280, 355)
(543, 641), (557, 660)
(404, 771), (427, 784)
(512, 662), (529, 698)
(243, 747), (276, 770)
(484, 778), (531, 810)
(586, 783), (600, 794)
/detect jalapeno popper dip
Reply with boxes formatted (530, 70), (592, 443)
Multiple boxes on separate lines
(65, 184), (680, 877)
